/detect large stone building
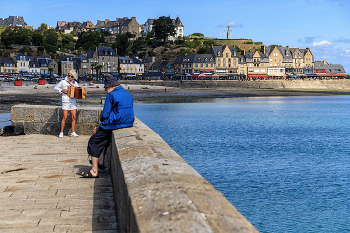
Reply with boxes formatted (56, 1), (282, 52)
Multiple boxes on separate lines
(86, 47), (119, 75)
(0, 57), (16, 74)
(0, 16), (26, 28)
(141, 18), (156, 37)
(172, 45), (322, 80)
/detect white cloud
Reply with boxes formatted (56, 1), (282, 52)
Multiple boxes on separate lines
(218, 20), (243, 28)
(311, 43), (350, 73)
(313, 40), (332, 46)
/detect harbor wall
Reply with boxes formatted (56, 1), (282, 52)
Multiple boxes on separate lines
(10, 105), (259, 233)
(109, 118), (258, 233)
(11, 104), (101, 135)
(119, 79), (350, 90)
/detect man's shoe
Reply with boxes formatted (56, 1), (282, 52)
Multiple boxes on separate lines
(59, 132), (64, 138)
(71, 132), (78, 137)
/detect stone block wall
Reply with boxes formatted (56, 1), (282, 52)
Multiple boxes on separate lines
(119, 79), (350, 90)
(11, 104), (102, 135)
(109, 118), (258, 233)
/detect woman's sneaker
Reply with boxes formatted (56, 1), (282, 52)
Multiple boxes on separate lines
(59, 132), (64, 138)
(71, 132), (78, 137)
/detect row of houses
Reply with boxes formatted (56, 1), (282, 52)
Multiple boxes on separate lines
(0, 15), (185, 41)
(56, 16), (184, 41)
(0, 47), (145, 78)
(0, 45), (347, 80)
(170, 45), (347, 80)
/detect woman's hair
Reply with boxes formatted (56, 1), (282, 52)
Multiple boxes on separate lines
(68, 70), (77, 80)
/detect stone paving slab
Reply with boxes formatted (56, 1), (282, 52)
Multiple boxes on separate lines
(0, 134), (117, 232)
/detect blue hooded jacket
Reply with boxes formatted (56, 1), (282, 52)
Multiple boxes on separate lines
(99, 86), (134, 130)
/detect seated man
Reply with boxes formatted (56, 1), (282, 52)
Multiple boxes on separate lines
(81, 76), (134, 178)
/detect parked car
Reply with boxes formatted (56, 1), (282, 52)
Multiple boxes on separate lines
(48, 78), (57, 84)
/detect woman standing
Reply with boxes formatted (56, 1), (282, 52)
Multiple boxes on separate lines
(54, 70), (81, 138)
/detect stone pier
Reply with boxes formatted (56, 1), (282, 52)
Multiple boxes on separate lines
(4, 104), (259, 232)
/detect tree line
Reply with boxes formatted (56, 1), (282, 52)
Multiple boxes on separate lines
(0, 16), (234, 60)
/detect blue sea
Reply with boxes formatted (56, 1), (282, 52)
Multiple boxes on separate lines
(1, 96), (349, 232)
(134, 95), (350, 233)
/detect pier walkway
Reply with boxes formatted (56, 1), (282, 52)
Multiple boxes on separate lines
(0, 134), (117, 233)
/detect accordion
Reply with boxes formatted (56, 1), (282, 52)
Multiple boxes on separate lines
(67, 86), (86, 99)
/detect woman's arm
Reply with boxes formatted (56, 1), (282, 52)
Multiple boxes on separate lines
(54, 81), (64, 93)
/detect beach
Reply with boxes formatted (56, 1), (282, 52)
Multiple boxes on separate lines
(1, 82), (350, 113)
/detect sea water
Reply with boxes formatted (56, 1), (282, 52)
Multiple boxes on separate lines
(0, 112), (11, 129)
(134, 95), (350, 233)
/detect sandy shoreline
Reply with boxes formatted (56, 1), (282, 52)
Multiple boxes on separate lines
(1, 82), (350, 113)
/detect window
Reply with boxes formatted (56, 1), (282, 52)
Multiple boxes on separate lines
(226, 53), (228, 58)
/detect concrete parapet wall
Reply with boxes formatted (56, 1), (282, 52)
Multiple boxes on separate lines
(11, 104), (102, 135)
(120, 79), (350, 89)
(109, 118), (258, 233)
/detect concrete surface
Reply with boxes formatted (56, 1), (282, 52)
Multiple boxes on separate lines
(0, 134), (117, 232)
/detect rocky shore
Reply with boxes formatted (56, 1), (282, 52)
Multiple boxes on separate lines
(1, 82), (350, 113)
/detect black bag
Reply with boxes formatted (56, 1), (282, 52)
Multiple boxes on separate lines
(3, 125), (25, 136)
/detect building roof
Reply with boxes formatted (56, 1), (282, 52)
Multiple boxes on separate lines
(16, 53), (29, 61)
(314, 61), (346, 73)
(0, 57), (15, 64)
(97, 47), (118, 56)
(0, 16), (26, 27)
(130, 57), (143, 64)
(174, 54), (214, 63)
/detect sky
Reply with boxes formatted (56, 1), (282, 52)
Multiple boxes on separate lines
(1, 0), (349, 73)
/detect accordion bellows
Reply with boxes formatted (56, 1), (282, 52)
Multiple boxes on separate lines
(68, 86), (86, 99)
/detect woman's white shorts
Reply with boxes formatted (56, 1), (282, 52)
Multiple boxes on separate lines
(62, 102), (77, 110)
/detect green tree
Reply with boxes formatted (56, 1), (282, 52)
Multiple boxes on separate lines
(153, 16), (175, 43)
(235, 46), (242, 54)
(113, 33), (134, 56)
(76, 30), (104, 51)
(43, 29), (58, 53)
(197, 45), (210, 54)
(32, 30), (44, 46)
(190, 33), (204, 38)
(0, 27), (16, 46)
(15, 28), (32, 45)
(61, 33), (74, 44)
(179, 48), (192, 55)
(95, 65), (103, 79)
(44, 29), (58, 45)
(183, 41), (195, 48)
(48, 67), (54, 77)
(203, 39), (216, 46)
(39, 23), (48, 33)
(0, 26), (33, 46)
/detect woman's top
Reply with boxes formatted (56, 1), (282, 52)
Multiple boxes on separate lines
(54, 77), (80, 103)
(100, 86), (134, 130)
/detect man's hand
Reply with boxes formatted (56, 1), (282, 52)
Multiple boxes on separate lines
(92, 124), (100, 134)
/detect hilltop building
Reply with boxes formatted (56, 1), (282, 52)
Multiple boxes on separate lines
(142, 18), (156, 37)
(166, 16), (184, 41)
(0, 16), (26, 28)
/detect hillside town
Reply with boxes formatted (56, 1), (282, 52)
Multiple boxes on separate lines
(0, 15), (347, 81)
